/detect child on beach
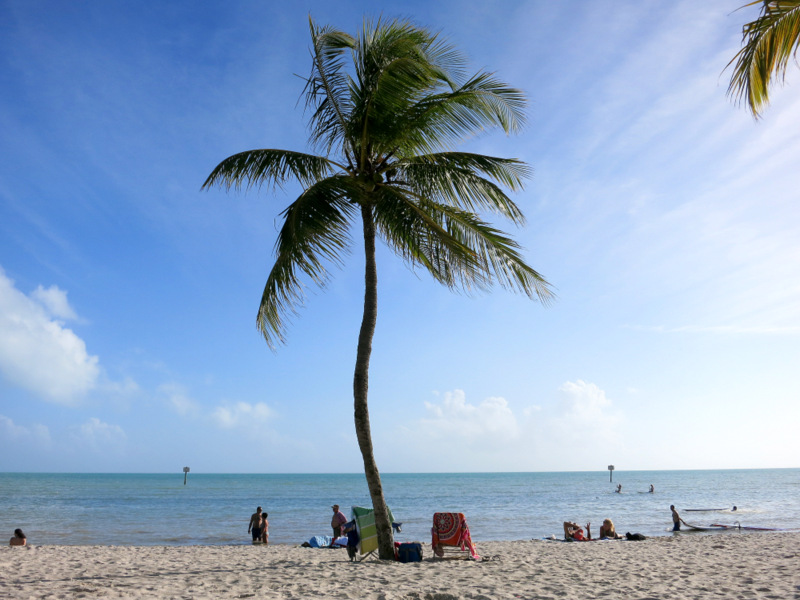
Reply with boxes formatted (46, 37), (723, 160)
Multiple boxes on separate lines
(261, 513), (269, 545)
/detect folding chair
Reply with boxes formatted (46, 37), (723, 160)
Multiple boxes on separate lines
(350, 505), (399, 561)
(431, 512), (479, 560)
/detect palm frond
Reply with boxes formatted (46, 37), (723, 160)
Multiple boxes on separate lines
(257, 176), (359, 348)
(374, 188), (554, 303)
(371, 186), (482, 288)
(304, 18), (357, 153)
(395, 152), (530, 223)
(380, 71), (528, 156)
(726, 0), (800, 118)
(202, 149), (335, 192)
(429, 201), (554, 303)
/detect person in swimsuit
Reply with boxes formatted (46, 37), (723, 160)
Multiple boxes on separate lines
(9, 529), (26, 546)
(598, 519), (622, 539)
(563, 521), (592, 541)
(248, 506), (263, 542)
(649, 484), (654, 493)
(260, 512), (269, 545)
(615, 484), (622, 493)
(670, 505), (685, 531)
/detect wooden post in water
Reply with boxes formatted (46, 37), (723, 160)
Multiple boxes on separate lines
(183, 466), (190, 485)
(608, 465), (614, 483)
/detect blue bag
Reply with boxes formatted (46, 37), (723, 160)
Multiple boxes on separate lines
(396, 542), (423, 563)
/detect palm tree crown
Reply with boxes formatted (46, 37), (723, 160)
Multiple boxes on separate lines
(203, 17), (552, 559)
(727, 0), (800, 118)
(205, 17), (552, 346)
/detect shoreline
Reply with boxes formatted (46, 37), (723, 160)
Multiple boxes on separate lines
(3, 532), (798, 599)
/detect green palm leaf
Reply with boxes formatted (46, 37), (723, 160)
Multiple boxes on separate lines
(396, 152), (530, 222)
(257, 176), (359, 347)
(727, 0), (800, 118)
(202, 149), (336, 191)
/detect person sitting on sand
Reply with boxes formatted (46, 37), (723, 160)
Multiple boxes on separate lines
(598, 519), (622, 539)
(671, 505), (686, 531)
(563, 521), (592, 541)
(10, 529), (26, 546)
(260, 512), (269, 545)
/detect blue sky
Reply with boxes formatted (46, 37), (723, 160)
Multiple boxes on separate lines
(1, 0), (798, 473)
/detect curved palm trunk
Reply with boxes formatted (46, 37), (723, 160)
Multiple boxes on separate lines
(354, 204), (394, 560)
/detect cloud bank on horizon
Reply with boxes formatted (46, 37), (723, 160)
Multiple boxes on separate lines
(0, 0), (798, 473)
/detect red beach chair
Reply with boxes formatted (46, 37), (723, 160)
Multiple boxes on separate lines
(431, 512), (480, 560)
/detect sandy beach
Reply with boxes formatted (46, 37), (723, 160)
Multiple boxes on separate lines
(1, 532), (798, 599)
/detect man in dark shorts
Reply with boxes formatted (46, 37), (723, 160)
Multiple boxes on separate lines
(248, 506), (263, 542)
(671, 505), (684, 531)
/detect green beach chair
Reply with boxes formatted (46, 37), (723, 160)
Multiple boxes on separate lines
(351, 505), (395, 560)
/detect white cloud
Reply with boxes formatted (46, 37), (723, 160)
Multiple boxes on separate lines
(211, 401), (273, 429)
(0, 414), (50, 443)
(0, 268), (99, 404)
(557, 380), (612, 421)
(420, 389), (519, 445)
(549, 380), (622, 450)
(158, 382), (199, 417)
(31, 284), (78, 320)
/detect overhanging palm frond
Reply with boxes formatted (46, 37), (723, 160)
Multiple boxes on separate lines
(726, 0), (800, 118)
(257, 176), (359, 348)
(396, 152), (530, 223)
(202, 149), (336, 192)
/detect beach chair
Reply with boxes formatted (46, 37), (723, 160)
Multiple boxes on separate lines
(431, 512), (479, 560)
(350, 505), (399, 561)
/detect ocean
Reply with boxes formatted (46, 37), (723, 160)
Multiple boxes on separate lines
(1, 470), (797, 546)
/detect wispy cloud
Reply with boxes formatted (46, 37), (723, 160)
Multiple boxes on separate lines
(0, 414), (50, 444)
(158, 382), (200, 417)
(70, 417), (126, 452)
(211, 401), (274, 429)
(420, 389), (520, 445)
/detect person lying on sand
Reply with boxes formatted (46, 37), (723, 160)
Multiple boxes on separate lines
(563, 521), (592, 541)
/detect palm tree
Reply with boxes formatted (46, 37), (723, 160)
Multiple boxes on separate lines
(203, 17), (553, 559)
(726, 0), (800, 118)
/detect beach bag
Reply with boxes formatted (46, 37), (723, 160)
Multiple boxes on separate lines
(396, 542), (423, 563)
(625, 532), (647, 541)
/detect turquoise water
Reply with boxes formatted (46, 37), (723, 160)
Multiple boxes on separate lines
(0, 470), (797, 546)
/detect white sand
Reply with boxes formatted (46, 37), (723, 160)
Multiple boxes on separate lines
(2, 533), (798, 599)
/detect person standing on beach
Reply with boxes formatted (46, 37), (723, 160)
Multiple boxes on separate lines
(331, 505), (347, 540)
(260, 512), (269, 545)
(248, 506), (263, 542)
(671, 505), (685, 531)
